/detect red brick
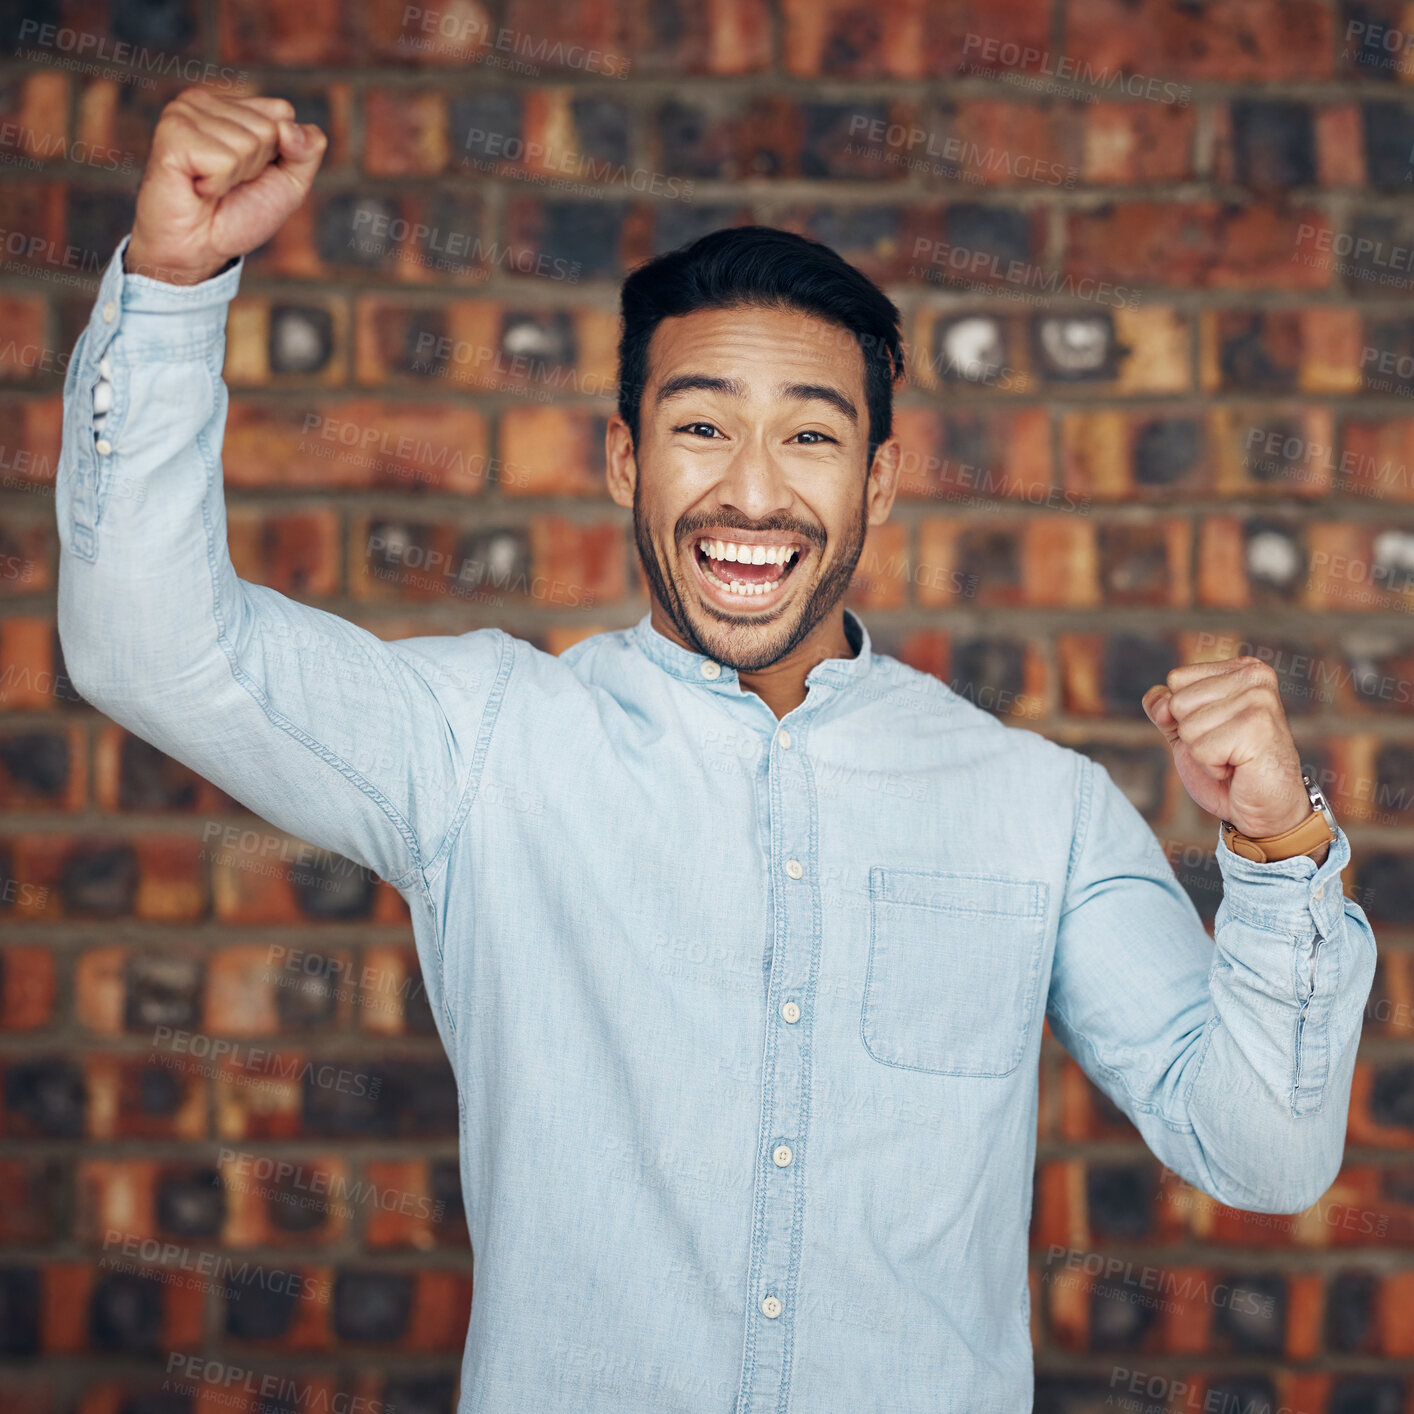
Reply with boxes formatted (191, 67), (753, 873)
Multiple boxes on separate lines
(0, 947), (56, 1030)
(224, 400), (490, 494)
(0, 297), (50, 382)
(1066, 203), (1334, 290)
(785, 0), (1052, 79)
(0, 397), (62, 492)
(1066, 0), (1332, 80)
(846, 521), (911, 610)
(0, 1158), (59, 1242)
(364, 88), (450, 176)
(219, 0), (360, 64)
(227, 508), (341, 597)
(526, 515), (627, 609)
(0, 515), (52, 594)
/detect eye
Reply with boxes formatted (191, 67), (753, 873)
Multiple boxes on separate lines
(674, 422), (723, 439)
(792, 429), (838, 445)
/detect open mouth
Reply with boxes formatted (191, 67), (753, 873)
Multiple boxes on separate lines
(690, 535), (808, 606)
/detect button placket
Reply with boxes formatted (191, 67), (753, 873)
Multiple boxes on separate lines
(735, 717), (817, 1413)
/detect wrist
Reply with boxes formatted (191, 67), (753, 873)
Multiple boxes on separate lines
(122, 239), (229, 286)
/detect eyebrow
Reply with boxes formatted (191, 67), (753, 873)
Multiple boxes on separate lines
(654, 373), (858, 425)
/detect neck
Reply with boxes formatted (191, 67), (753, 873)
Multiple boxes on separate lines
(649, 602), (857, 720)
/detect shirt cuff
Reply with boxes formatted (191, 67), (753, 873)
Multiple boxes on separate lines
(1214, 817), (1350, 940)
(82, 232), (245, 364)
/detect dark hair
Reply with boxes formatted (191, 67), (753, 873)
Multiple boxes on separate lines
(616, 225), (905, 468)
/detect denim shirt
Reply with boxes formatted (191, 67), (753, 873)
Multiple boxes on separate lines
(56, 235), (1378, 1414)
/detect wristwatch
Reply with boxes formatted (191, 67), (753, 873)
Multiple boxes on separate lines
(1221, 771), (1338, 863)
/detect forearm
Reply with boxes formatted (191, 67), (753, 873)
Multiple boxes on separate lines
(57, 232), (247, 704)
(1162, 824), (1376, 1212)
(1051, 755), (1379, 1216)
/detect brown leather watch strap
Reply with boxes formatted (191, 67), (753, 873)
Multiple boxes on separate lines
(1221, 810), (1335, 863)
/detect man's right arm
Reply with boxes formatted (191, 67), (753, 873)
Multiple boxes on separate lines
(58, 230), (513, 899)
(57, 89), (520, 1042)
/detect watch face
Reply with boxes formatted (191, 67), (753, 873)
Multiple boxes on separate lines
(1302, 772), (1338, 835)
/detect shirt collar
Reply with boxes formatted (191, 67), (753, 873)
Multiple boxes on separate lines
(628, 606), (873, 692)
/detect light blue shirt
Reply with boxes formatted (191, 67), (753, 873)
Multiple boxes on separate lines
(57, 234), (1378, 1414)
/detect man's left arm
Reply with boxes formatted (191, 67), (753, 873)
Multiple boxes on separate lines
(1046, 657), (1379, 1215)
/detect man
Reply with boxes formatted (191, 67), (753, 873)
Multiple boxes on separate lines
(57, 88), (1376, 1413)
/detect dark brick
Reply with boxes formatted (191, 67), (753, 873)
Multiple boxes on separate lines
(1084, 745), (1168, 820)
(65, 190), (135, 274)
(381, 1372), (458, 1414)
(1086, 1164), (1155, 1239)
(948, 638), (1027, 719)
(291, 855), (378, 921)
(448, 92), (524, 158)
(118, 736), (200, 811)
(0, 1268), (39, 1355)
(90, 1270), (164, 1353)
(332, 1269), (413, 1342)
(1211, 1273), (1284, 1352)
(112, 0), (197, 50)
(1328, 1376), (1406, 1414)
(1371, 1062), (1414, 1128)
(1089, 1273), (1157, 1349)
(1216, 311), (1301, 391)
(223, 1276), (297, 1340)
(1103, 637), (1174, 719)
(1362, 102), (1414, 188)
(1327, 1269), (1378, 1351)
(1231, 101), (1316, 189)
(273, 952), (341, 1028)
(155, 1166), (225, 1239)
(123, 953), (204, 1032)
(1132, 417), (1203, 487)
(1098, 524), (1176, 604)
(1031, 314), (1120, 382)
(0, 732), (68, 799)
(60, 842), (139, 917)
(4, 1058), (85, 1137)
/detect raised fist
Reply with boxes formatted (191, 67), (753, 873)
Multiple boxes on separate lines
(124, 87), (327, 286)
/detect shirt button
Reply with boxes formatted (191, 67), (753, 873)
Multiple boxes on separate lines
(700, 661), (721, 680)
(785, 858), (803, 879)
(780, 1000), (801, 1024)
(761, 1294), (782, 1319)
(101, 301), (116, 323)
(777, 728), (792, 749)
(95, 438), (112, 455)
(772, 1143), (793, 1168)
(1313, 883), (1325, 899)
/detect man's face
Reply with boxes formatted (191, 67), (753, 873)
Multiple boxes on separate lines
(606, 303), (900, 673)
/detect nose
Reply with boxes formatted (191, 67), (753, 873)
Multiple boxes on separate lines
(712, 438), (794, 524)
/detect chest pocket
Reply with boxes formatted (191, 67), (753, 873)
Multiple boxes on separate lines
(861, 867), (1050, 1078)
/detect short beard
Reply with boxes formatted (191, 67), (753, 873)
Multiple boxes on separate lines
(631, 468), (869, 673)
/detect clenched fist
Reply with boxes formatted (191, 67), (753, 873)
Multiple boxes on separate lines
(1141, 656), (1324, 860)
(123, 87), (327, 286)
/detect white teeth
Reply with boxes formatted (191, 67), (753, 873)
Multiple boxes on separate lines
(696, 538), (799, 565)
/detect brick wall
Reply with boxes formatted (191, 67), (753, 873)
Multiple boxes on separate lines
(1, 1), (1413, 1410)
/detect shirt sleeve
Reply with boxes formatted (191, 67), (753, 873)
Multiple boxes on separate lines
(55, 233), (514, 1004)
(1046, 751), (1378, 1214)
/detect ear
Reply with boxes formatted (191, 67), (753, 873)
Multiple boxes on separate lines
(605, 413), (636, 510)
(865, 434), (903, 526)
